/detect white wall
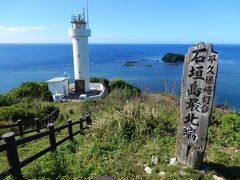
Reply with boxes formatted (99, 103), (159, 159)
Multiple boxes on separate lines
(48, 80), (68, 96)
(69, 28), (91, 92)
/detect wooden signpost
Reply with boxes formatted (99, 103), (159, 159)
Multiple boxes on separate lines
(176, 42), (218, 168)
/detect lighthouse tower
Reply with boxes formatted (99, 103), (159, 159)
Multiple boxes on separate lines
(68, 10), (91, 93)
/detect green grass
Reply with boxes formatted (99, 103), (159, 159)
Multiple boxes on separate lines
(1, 92), (239, 180)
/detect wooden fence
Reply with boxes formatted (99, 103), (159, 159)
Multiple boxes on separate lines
(0, 113), (91, 179)
(0, 108), (59, 139)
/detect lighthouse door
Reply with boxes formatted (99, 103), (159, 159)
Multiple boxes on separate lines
(75, 80), (85, 93)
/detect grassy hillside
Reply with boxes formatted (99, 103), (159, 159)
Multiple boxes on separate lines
(0, 80), (239, 179)
(0, 81), (56, 136)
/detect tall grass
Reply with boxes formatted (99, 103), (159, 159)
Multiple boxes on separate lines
(1, 80), (239, 179)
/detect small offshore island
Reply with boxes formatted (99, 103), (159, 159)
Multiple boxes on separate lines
(124, 60), (139, 67)
(161, 53), (185, 63)
(124, 60), (152, 68)
(123, 53), (185, 68)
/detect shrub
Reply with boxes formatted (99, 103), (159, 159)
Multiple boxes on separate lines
(220, 113), (240, 132)
(208, 112), (240, 146)
(107, 79), (141, 102)
(81, 99), (102, 112)
(0, 94), (16, 106)
(110, 78), (140, 92)
(9, 81), (52, 101)
(110, 78), (132, 90)
(0, 106), (36, 122)
(90, 97), (178, 141)
(90, 77), (110, 89)
(0, 81), (53, 108)
(0, 103), (56, 122)
(40, 103), (57, 115)
(107, 88), (140, 101)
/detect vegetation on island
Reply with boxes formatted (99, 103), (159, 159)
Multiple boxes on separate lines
(161, 53), (185, 63)
(0, 79), (239, 179)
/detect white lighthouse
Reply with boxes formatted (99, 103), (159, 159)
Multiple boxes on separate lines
(68, 10), (91, 92)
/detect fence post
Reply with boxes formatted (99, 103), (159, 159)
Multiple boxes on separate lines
(67, 119), (73, 141)
(17, 120), (23, 137)
(50, 114), (54, 123)
(52, 111), (55, 120)
(56, 108), (59, 117)
(47, 123), (56, 152)
(86, 115), (92, 126)
(53, 110), (56, 120)
(81, 110), (86, 120)
(2, 132), (22, 179)
(35, 118), (40, 133)
(79, 118), (83, 130)
(47, 115), (51, 124)
(44, 117), (48, 129)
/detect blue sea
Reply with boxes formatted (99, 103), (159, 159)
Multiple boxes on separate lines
(0, 44), (240, 110)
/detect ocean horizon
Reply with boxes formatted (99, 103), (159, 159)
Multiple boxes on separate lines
(0, 43), (240, 110)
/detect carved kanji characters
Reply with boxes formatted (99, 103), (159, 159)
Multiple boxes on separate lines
(186, 98), (200, 112)
(188, 66), (204, 80)
(208, 54), (217, 64)
(184, 113), (199, 126)
(201, 105), (209, 113)
(203, 86), (213, 95)
(182, 126), (197, 141)
(188, 81), (202, 97)
(191, 48), (207, 64)
(205, 76), (214, 85)
(207, 65), (215, 75)
(202, 95), (211, 104)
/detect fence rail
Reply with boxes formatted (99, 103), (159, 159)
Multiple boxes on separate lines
(0, 112), (92, 179)
(0, 108), (59, 140)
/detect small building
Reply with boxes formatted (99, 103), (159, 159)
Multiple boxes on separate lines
(46, 77), (69, 102)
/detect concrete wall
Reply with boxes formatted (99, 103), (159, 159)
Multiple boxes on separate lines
(85, 83), (108, 100)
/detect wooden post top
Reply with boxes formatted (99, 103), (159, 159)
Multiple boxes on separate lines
(47, 123), (54, 128)
(2, 132), (15, 139)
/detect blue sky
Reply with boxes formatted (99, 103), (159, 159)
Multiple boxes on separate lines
(0, 0), (240, 44)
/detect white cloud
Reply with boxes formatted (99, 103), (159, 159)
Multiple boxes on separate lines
(0, 25), (46, 33)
